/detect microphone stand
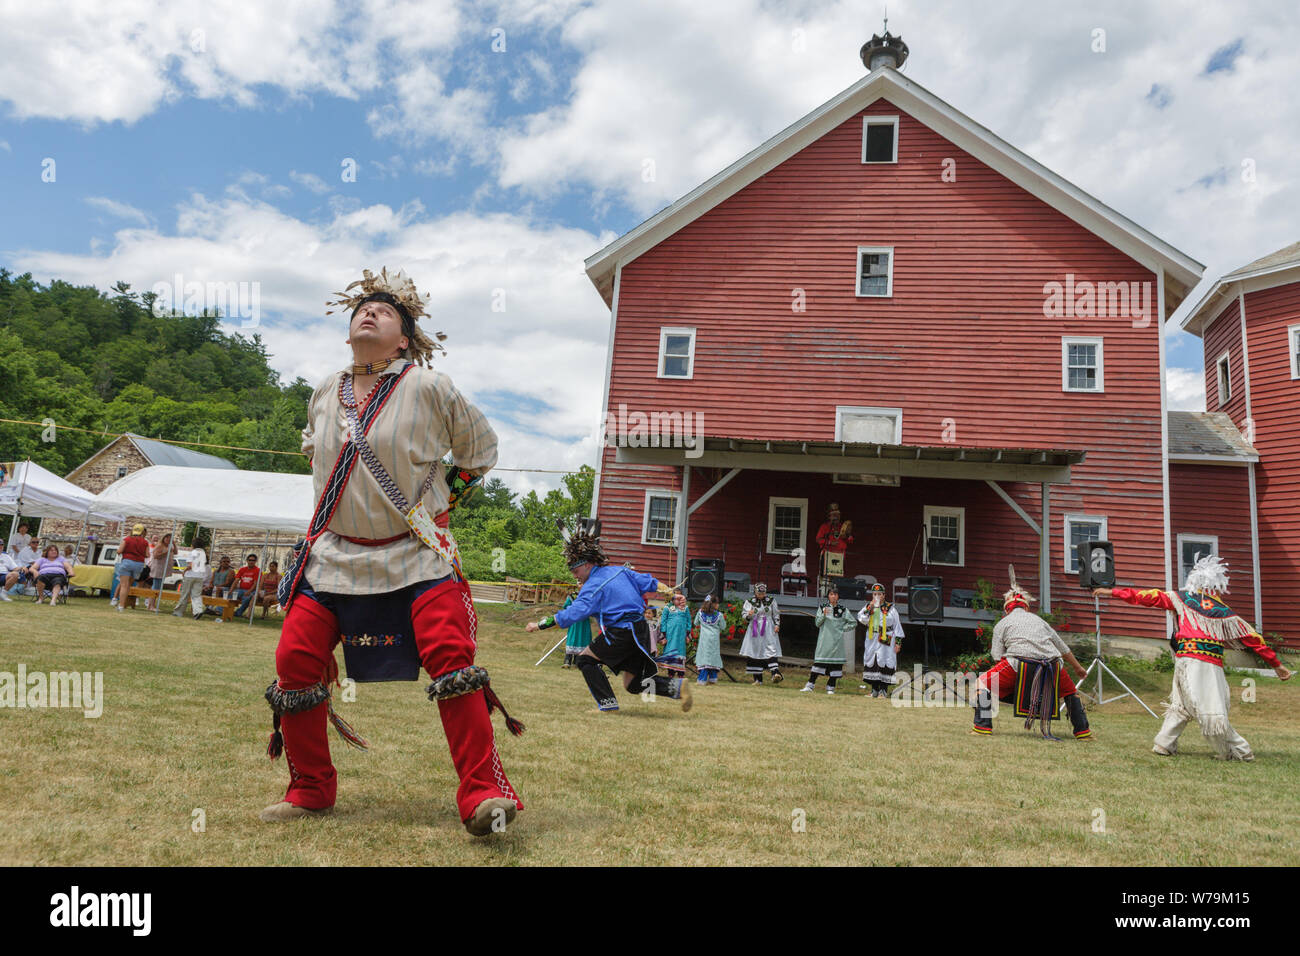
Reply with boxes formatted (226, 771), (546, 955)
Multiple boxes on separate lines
(1075, 591), (1158, 718)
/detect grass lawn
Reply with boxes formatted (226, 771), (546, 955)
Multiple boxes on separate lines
(2, 596), (1297, 866)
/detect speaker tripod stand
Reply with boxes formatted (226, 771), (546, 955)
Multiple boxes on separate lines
(1075, 593), (1158, 717)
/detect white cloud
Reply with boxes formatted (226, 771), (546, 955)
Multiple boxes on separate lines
(289, 171), (332, 194)
(1166, 367), (1206, 411)
(84, 196), (150, 224)
(0, 140), (10, 151)
(10, 195), (607, 493)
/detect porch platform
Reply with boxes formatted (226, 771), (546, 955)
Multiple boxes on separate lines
(723, 590), (995, 631)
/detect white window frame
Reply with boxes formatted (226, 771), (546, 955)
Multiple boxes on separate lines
(861, 115), (899, 164)
(641, 489), (682, 547)
(1288, 324), (1300, 380)
(1062, 336), (1104, 393)
(923, 505), (965, 567)
(1176, 534), (1219, 588)
(1215, 351), (1232, 405)
(657, 326), (696, 380)
(1064, 513), (1109, 574)
(855, 246), (894, 298)
(766, 496), (808, 555)
(835, 405), (903, 444)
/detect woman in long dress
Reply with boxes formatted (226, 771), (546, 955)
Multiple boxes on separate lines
(740, 583), (782, 684)
(694, 595), (725, 684)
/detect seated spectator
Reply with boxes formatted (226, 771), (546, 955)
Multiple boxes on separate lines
(32, 544), (73, 606)
(114, 524), (152, 612)
(244, 560), (282, 618)
(7, 522), (32, 556)
(231, 554), (262, 618)
(7, 542), (39, 597)
(0, 549), (19, 601)
(205, 555), (234, 598)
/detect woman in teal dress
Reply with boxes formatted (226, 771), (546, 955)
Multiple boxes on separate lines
(694, 595), (725, 684)
(561, 592), (592, 667)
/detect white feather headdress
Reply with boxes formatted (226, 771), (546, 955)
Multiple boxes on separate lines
(1184, 553), (1229, 595)
(1003, 564), (1036, 608)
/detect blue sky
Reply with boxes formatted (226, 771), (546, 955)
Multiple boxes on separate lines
(2, 1), (1297, 492)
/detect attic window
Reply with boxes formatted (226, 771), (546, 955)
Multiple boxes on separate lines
(861, 116), (898, 164)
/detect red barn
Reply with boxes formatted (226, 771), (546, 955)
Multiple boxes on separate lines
(582, 37), (1203, 646)
(1177, 242), (1300, 646)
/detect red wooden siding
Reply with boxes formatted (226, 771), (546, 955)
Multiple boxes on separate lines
(1242, 282), (1300, 641)
(1168, 463), (1255, 625)
(1201, 299), (1247, 421)
(596, 98), (1171, 642)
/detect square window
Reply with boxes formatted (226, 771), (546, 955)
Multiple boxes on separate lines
(767, 497), (808, 554)
(1065, 514), (1107, 574)
(642, 492), (679, 546)
(923, 506), (964, 566)
(1062, 337), (1104, 392)
(658, 328), (696, 379)
(861, 116), (899, 164)
(857, 247), (893, 297)
(1177, 535), (1218, 588)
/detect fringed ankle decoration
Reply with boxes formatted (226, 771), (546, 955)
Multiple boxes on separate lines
(265, 679), (331, 715)
(264, 679), (332, 761)
(426, 664), (491, 701)
(426, 666), (525, 737)
(328, 704), (369, 751)
(484, 685), (525, 737)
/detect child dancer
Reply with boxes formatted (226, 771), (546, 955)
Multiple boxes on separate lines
(658, 589), (691, 678)
(694, 595), (725, 684)
(804, 585), (853, 694)
(561, 591), (592, 667)
(642, 606), (661, 657)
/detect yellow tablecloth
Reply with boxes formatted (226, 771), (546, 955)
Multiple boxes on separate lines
(70, 564), (115, 592)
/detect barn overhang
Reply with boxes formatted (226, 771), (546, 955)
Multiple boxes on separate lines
(614, 437), (1084, 484)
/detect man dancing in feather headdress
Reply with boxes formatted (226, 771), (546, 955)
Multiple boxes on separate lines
(260, 268), (523, 836)
(526, 520), (692, 714)
(971, 567), (1092, 740)
(1094, 554), (1292, 760)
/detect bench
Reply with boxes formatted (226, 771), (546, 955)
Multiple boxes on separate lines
(123, 586), (237, 622)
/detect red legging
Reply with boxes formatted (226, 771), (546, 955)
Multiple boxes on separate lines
(273, 579), (522, 820)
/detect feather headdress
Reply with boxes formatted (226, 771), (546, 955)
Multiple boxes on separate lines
(557, 516), (606, 568)
(1184, 553), (1229, 595)
(326, 267), (447, 366)
(1004, 564), (1036, 611)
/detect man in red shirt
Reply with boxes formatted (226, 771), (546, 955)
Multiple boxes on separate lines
(231, 554), (261, 617)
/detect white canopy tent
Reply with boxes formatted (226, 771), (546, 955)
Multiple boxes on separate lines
(2, 459), (125, 566)
(92, 465), (312, 533)
(92, 465), (313, 624)
(0, 459), (124, 525)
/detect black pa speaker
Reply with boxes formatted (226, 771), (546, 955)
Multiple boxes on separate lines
(686, 558), (725, 602)
(907, 576), (944, 621)
(1078, 540), (1115, 588)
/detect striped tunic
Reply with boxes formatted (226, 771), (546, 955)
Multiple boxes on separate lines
(301, 359), (497, 595)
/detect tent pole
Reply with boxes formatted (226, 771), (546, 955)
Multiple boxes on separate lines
(10, 457), (30, 551)
(72, 503), (91, 566)
(250, 529), (269, 627)
(155, 518), (177, 613)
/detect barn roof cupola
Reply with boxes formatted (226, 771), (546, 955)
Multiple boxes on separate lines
(860, 14), (909, 71)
